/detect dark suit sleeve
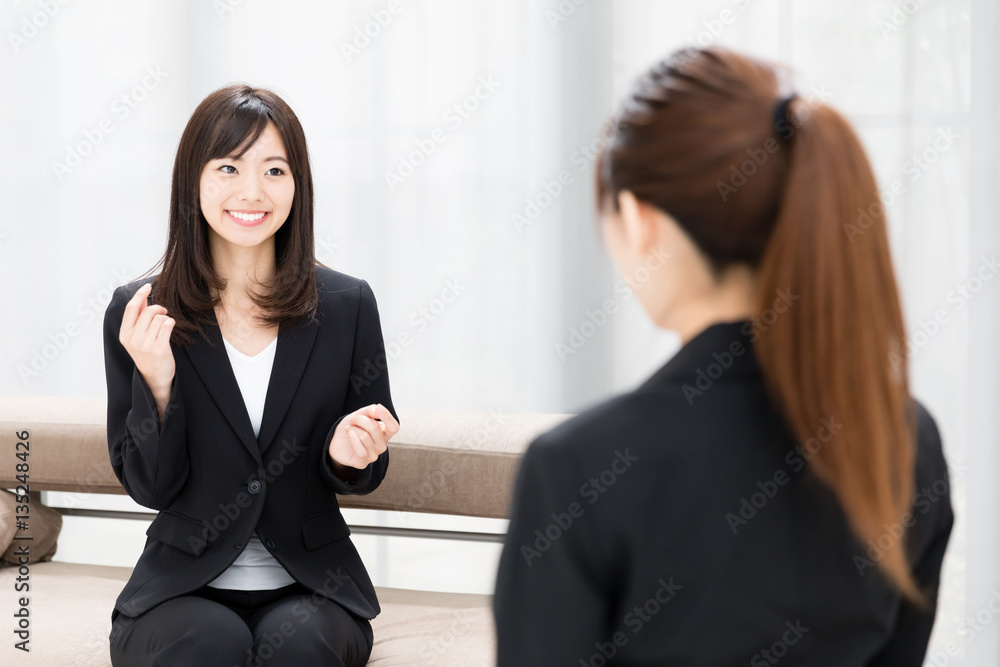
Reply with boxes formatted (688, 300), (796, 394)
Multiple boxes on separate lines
(104, 285), (190, 510)
(319, 279), (396, 495)
(493, 436), (611, 666)
(868, 404), (955, 665)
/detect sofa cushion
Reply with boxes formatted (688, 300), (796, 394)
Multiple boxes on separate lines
(0, 560), (495, 666)
(0, 488), (62, 565)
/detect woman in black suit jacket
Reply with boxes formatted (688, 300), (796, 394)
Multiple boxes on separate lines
(104, 84), (398, 667)
(493, 46), (954, 665)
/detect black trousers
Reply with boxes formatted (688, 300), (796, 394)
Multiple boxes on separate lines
(109, 581), (374, 667)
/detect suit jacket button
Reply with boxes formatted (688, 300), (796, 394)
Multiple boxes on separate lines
(248, 480), (262, 494)
(265, 538), (276, 550)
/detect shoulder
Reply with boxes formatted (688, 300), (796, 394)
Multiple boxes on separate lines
(315, 265), (363, 294)
(520, 387), (679, 486)
(526, 381), (696, 460)
(119, 275), (158, 299)
(104, 275), (158, 322)
(315, 266), (379, 310)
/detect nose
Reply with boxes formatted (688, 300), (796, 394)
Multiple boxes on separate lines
(235, 173), (266, 203)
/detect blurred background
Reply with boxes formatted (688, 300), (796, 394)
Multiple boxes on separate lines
(2, 0), (997, 663)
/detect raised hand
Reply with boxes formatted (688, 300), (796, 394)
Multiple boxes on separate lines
(329, 403), (399, 471)
(118, 282), (177, 394)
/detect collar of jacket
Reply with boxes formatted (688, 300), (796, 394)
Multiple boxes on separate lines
(635, 319), (762, 393)
(180, 306), (319, 465)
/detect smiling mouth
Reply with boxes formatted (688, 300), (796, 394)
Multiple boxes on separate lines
(226, 210), (269, 224)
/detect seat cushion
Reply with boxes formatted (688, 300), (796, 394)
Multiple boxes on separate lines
(0, 560), (495, 666)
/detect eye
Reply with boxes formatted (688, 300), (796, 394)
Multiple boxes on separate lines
(266, 167), (286, 176)
(219, 165), (237, 174)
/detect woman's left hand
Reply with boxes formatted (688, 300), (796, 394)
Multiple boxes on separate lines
(329, 403), (399, 470)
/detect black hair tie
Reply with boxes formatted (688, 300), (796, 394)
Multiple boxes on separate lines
(773, 94), (797, 142)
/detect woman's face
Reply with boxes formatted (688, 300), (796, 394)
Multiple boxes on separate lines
(199, 121), (294, 250)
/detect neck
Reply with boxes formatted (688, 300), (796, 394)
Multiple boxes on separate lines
(663, 264), (757, 346)
(209, 234), (276, 312)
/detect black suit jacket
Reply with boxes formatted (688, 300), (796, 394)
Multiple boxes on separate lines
(493, 321), (954, 666)
(103, 266), (396, 624)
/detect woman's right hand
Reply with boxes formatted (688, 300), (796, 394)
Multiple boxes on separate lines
(119, 282), (177, 393)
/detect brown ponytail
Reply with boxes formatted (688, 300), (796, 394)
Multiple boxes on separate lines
(754, 98), (921, 604)
(596, 46), (922, 603)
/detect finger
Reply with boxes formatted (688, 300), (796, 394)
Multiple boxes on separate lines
(347, 429), (369, 466)
(350, 425), (380, 463)
(351, 417), (387, 454)
(122, 283), (152, 332)
(373, 403), (400, 436)
(154, 315), (176, 345)
(136, 304), (168, 340)
(354, 404), (382, 421)
(144, 314), (168, 344)
(357, 403), (398, 437)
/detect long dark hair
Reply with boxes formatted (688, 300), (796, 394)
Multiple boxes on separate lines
(595, 47), (921, 603)
(135, 83), (328, 348)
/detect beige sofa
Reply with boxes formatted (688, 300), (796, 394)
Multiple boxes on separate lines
(0, 395), (568, 666)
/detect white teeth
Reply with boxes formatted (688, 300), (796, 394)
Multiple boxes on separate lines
(228, 211), (266, 222)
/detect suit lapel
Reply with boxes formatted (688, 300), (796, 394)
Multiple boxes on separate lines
(257, 314), (318, 456)
(180, 309), (319, 464)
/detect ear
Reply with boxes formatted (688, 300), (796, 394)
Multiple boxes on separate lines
(616, 190), (655, 255)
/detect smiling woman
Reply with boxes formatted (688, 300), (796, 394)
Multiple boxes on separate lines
(137, 85), (321, 348)
(104, 84), (399, 667)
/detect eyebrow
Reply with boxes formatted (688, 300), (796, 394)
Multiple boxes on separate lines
(224, 154), (289, 164)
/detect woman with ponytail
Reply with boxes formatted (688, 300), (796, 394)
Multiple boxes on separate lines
(493, 46), (953, 665)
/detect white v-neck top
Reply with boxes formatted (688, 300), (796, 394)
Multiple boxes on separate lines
(206, 334), (297, 590)
(220, 335), (278, 438)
